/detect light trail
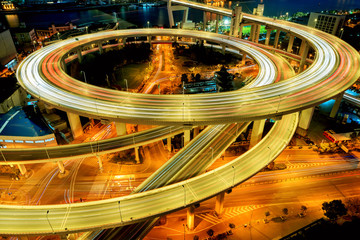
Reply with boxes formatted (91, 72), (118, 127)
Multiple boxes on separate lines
(1, 2), (359, 235)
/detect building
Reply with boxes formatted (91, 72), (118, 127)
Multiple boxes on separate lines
(36, 23), (76, 42)
(1, 1), (15, 10)
(12, 28), (37, 50)
(0, 29), (17, 69)
(308, 12), (345, 36)
(24, 0), (76, 4)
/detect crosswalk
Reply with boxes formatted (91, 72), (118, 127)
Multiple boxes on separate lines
(286, 162), (328, 169)
(197, 205), (263, 225)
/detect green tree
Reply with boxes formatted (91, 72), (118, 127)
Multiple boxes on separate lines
(215, 66), (234, 92)
(181, 74), (188, 84)
(322, 200), (347, 221)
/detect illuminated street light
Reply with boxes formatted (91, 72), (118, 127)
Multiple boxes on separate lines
(46, 210), (54, 233)
(118, 201), (123, 222)
(124, 79), (128, 92)
(232, 166), (235, 187)
(182, 185), (186, 206)
(80, 71), (87, 83)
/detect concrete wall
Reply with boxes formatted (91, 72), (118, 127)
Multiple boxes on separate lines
(0, 29), (17, 66)
(0, 87), (27, 114)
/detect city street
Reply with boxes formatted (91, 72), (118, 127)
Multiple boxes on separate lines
(146, 149), (360, 239)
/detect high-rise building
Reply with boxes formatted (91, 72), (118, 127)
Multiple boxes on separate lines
(0, 29), (17, 68)
(308, 12), (345, 36)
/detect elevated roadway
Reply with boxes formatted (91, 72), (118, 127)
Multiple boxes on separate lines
(17, 28), (360, 125)
(4, 3), (360, 236)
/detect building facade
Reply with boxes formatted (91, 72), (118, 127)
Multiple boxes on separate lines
(0, 29), (17, 67)
(308, 12), (345, 36)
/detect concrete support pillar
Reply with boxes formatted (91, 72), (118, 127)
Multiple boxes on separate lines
(148, 36), (151, 45)
(77, 48), (82, 63)
(249, 119), (265, 148)
(287, 35), (295, 53)
(274, 29), (280, 48)
(193, 127), (199, 138)
(67, 233), (79, 240)
(184, 129), (191, 146)
(61, 59), (66, 73)
(215, 192), (225, 217)
(249, 24), (255, 41)
(330, 92), (344, 118)
(182, 7), (189, 27)
(96, 155), (103, 170)
(221, 44), (226, 55)
(299, 39), (307, 56)
(238, 24), (244, 39)
(187, 205), (195, 231)
(215, 14), (220, 33)
(57, 161), (65, 174)
(241, 52), (247, 65)
(98, 41), (103, 55)
(167, 137), (172, 152)
(60, 235), (67, 240)
(203, 11), (207, 30)
(297, 107), (315, 136)
(167, 0), (174, 28)
(230, 6), (242, 37)
(135, 147), (140, 164)
(115, 122), (127, 136)
(265, 29), (272, 45)
(17, 164), (27, 175)
(67, 112), (83, 139)
(299, 42), (309, 73)
(254, 24), (260, 43)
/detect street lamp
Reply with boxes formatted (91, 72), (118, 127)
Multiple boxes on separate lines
(86, 26), (88, 34)
(232, 166), (235, 187)
(46, 210), (54, 233)
(118, 201), (123, 222)
(80, 71), (87, 83)
(124, 79), (128, 92)
(183, 223), (186, 240)
(147, 21), (150, 28)
(182, 185), (186, 206)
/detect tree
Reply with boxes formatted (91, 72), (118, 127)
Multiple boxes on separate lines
(345, 198), (360, 217)
(215, 65), (234, 92)
(322, 200), (347, 221)
(181, 74), (188, 84)
(195, 73), (201, 82)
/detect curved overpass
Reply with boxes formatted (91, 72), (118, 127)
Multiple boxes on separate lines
(17, 29), (360, 125)
(4, 4), (359, 236)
